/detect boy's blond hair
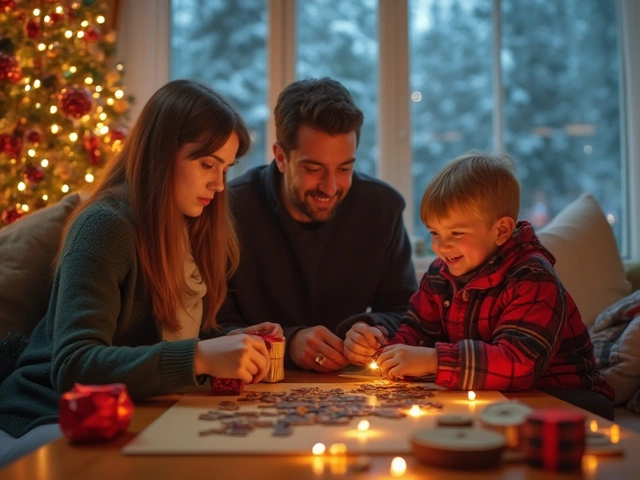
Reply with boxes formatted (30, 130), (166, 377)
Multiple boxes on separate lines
(420, 151), (520, 226)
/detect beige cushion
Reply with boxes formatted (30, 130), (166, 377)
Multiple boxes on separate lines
(537, 193), (632, 328)
(0, 193), (81, 337)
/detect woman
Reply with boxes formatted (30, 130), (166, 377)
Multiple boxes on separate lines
(0, 79), (281, 466)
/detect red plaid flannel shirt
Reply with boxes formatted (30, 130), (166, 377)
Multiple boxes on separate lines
(390, 222), (613, 399)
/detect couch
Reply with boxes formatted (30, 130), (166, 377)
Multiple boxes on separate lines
(1, 192), (639, 431)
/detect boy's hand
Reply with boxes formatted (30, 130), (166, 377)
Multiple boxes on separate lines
(343, 322), (387, 366)
(377, 345), (437, 380)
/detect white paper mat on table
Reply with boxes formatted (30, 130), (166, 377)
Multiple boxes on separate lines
(123, 380), (507, 455)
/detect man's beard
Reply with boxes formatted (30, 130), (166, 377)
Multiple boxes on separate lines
(290, 189), (342, 222)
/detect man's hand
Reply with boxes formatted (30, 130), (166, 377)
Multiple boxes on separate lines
(343, 322), (386, 366)
(289, 326), (349, 372)
(377, 345), (437, 380)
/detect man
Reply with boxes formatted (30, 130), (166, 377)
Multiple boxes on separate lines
(217, 77), (417, 372)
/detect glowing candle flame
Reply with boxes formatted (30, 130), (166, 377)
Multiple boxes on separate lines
(610, 424), (620, 444)
(408, 405), (422, 417)
(369, 361), (378, 370)
(329, 443), (347, 455)
(312, 443), (326, 455)
(357, 420), (370, 432)
(590, 420), (598, 432)
(390, 456), (407, 477)
(468, 391), (476, 401)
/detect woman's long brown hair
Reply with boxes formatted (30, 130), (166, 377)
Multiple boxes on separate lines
(61, 80), (251, 331)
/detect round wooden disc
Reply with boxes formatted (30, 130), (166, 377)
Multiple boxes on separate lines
(479, 401), (532, 427)
(437, 413), (474, 427)
(478, 401), (532, 449)
(411, 428), (506, 469)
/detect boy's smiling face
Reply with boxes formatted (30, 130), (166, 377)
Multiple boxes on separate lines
(427, 207), (514, 277)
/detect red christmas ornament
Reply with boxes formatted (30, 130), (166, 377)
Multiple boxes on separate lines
(89, 151), (101, 166)
(0, 52), (23, 84)
(2, 205), (24, 224)
(25, 127), (43, 144)
(108, 126), (128, 143)
(50, 11), (64, 22)
(0, 133), (22, 157)
(24, 164), (46, 183)
(84, 26), (101, 42)
(0, 0), (15, 14)
(83, 132), (100, 151)
(58, 86), (94, 118)
(26, 18), (41, 38)
(83, 132), (102, 166)
(59, 383), (134, 443)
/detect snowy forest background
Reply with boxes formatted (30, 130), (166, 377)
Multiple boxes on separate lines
(170, 0), (622, 244)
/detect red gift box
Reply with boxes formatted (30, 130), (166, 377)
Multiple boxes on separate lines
(522, 408), (585, 471)
(59, 383), (134, 443)
(210, 377), (245, 396)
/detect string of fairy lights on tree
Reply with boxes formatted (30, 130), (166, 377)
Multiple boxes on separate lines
(0, 0), (132, 226)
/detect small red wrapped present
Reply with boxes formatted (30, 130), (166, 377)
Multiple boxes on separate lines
(210, 377), (245, 396)
(59, 383), (134, 443)
(522, 408), (585, 471)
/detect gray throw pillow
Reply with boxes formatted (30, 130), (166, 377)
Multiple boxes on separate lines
(0, 193), (81, 337)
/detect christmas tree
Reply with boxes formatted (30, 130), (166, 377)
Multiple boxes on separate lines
(0, 0), (132, 227)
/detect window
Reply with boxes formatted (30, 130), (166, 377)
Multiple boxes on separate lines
(297, 0), (379, 177)
(409, 0), (494, 240)
(170, 0), (268, 177)
(408, 0), (622, 247)
(126, 0), (638, 258)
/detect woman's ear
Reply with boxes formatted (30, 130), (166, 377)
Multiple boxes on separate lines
(273, 143), (287, 173)
(495, 216), (516, 246)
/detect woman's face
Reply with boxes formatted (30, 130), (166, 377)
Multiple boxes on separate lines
(174, 132), (239, 217)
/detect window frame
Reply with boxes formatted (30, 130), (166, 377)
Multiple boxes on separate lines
(118, 0), (640, 260)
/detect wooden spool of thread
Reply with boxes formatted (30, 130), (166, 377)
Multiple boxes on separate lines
(437, 413), (475, 427)
(522, 408), (585, 471)
(411, 427), (506, 470)
(478, 401), (533, 449)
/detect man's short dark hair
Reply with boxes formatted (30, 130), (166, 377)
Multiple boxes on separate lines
(274, 77), (364, 154)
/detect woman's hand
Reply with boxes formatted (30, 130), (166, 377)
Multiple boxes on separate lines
(343, 322), (386, 365)
(194, 334), (271, 383)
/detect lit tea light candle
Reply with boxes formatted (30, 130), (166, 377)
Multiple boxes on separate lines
(312, 443), (326, 455)
(590, 420), (598, 432)
(610, 424), (620, 444)
(468, 391), (476, 401)
(329, 443), (348, 455)
(357, 420), (370, 432)
(408, 405), (422, 417)
(369, 360), (379, 370)
(390, 456), (407, 477)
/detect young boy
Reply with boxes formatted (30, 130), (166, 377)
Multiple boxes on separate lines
(343, 151), (615, 419)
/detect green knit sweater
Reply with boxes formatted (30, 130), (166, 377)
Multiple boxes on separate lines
(0, 198), (200, 438)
